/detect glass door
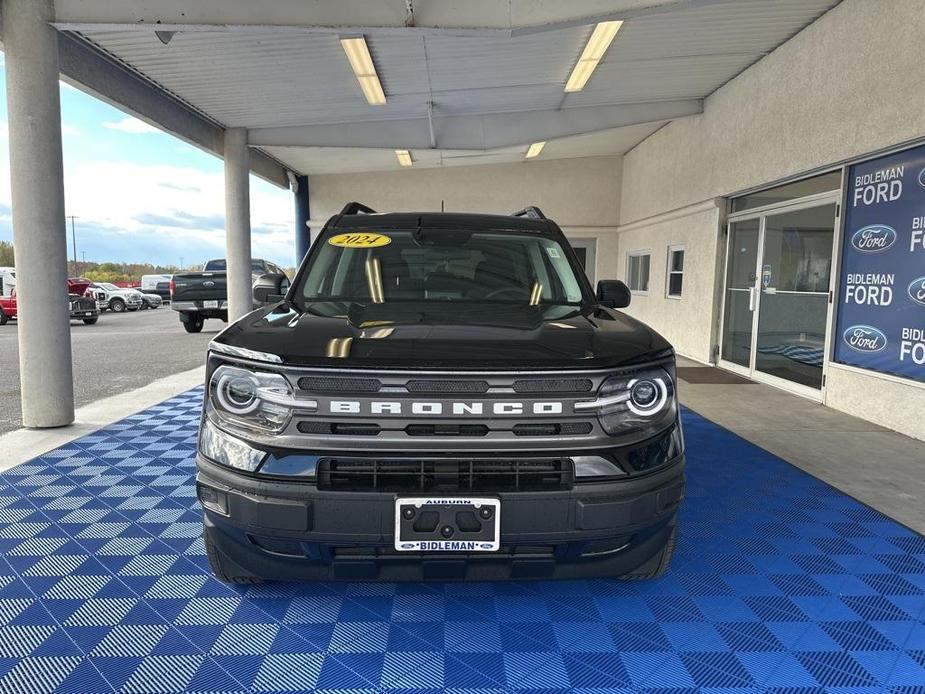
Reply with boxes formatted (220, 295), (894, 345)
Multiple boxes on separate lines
(719, 202), (837, 396)
(753, 204), (835, 392)
(720, 218), (761, 374)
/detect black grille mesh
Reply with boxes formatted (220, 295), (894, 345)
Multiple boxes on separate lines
(512, 378), (593, 393)
(298, 377), (381, 393)
(513, 422), (593, 436)
(406, 380), (490, 393)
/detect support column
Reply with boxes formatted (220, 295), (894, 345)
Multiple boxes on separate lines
(294, 174), (311, 266)
(3, 0), (75, 428)
(224, 128), (252, 321)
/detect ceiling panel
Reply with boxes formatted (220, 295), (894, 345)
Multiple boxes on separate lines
(76, 0), (841, 173)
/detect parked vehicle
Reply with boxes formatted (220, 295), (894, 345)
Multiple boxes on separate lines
(196, 203), (684, 584)
(141, 274), (172, 302)
(124, 287), (162, 309)
(0, 278), (99, 326)
(88, 282), (143, 312)
(0, 267), (15, 297)
(171, 258), (287, 333)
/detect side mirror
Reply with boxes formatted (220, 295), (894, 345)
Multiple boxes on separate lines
(597, 280), (631, 309)
(253, 273), (290, 304)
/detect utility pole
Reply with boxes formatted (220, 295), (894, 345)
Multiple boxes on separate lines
(66, 215), (78, 277)
(179, 256), (184, 270)
(81, 251), (86, 274)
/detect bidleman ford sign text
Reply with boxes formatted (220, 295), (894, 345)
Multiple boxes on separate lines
(835, 143), (925, 382)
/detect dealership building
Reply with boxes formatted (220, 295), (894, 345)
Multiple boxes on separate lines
(3, 1), (925, 691)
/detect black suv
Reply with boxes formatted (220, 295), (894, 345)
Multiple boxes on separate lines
(196, 203), (685, 582)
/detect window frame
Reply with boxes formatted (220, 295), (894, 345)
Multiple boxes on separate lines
(625, 249), (651, 296)
(665, 245), (685, 299)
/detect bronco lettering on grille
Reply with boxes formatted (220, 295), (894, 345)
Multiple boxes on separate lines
(329, 400), (564, 416)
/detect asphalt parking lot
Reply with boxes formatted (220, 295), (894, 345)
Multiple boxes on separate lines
(0, 305), (220, 435)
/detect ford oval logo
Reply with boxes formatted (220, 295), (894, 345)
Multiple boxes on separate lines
(851, 224), (896, 253)
(400, 543), (415, 550)
(203, 281), (215, 288)
(479, 543), (494, 550)
(908, 276), (925, 306)
(918, 166), (925, 189)
(842, 324), (888, 353)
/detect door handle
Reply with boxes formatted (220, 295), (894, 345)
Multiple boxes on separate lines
(748, 286), (757, 311)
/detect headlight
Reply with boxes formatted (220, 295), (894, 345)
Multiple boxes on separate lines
(592, 366), (677, 437)
(208, 364), (294, 433)
(199, 417), (265, 472)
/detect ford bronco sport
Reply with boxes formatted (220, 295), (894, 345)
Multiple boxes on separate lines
(196, 203), (684, 582)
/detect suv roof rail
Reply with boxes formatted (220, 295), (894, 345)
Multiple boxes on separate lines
(340, 201), (377, 215)
(511, 206), (547, 220)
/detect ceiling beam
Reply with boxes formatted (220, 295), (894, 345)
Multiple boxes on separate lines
(0, 15), (294, 187)
(55, 33), (293, 187)
(248, 100), (702, 150)
(51, 0), (746, 37)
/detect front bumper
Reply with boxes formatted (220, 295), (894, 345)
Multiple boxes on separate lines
(197, 453), (684, 581)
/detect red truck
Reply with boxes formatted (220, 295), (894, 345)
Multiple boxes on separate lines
(0, 279), (100, 326)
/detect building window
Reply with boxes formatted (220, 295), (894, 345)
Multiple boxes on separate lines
(626, 251), (650, 294)
(666, 246), (684, 298)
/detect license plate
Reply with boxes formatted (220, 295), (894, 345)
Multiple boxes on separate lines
(394, 497), (500, 552)
(203, 300), (219, 309)
(85, 312), (92, 316)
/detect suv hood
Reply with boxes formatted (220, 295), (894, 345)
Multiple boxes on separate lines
(213, 301), (672, 369)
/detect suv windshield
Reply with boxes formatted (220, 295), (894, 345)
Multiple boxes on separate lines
(297, 229), (587, 306)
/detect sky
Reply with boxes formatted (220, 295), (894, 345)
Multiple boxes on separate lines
(0, 53), (296, 269)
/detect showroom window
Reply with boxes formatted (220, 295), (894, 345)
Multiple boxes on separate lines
(626, 251), (650, 294)
(666, 246), (684, 298)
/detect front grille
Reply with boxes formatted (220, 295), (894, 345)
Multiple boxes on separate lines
(317, 458), (574, 492)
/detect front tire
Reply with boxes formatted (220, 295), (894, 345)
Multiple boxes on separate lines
(183, 314), (204, 333)
(0, 308), (7, 326)
(83, 317), (99, 325)
(110, 298), (126, 313)
(203, 531), (263, 585)
(618, 516), (677, 580)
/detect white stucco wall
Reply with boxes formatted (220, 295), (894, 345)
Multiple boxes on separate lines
(616, 0), (925, 439)
(616, 200), (723, 363)
(620, 0), (925, 224)
(309, 156), (622, 284)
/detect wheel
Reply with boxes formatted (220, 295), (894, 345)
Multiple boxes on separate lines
(183, 314), (204, 333)
(203, 531), (263, 585)
(140, 300), (149, 310)
(110, 298), (126, 313)
(83, 317), (98, 325)
(618, 517), (678, 580)
(0, 308), (7, 326)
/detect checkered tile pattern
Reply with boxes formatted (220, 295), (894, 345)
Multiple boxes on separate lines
(0, 387), (923, 693)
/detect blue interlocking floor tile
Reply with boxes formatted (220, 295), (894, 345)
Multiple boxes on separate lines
(0, 387), (923, 692)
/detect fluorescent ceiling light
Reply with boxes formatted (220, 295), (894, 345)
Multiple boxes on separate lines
(395, 149), (413, 167)
(340, 36), (386, 105)
(525, 142), (546, 159)
(564, 21), (623, 93)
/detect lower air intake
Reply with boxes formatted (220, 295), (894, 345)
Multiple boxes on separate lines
(317, 458), (574, 492)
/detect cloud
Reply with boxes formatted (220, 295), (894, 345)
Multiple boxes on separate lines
(102, 116), (161, 135)
(134, 210), (225, 230)
(158, 181), (201, 193)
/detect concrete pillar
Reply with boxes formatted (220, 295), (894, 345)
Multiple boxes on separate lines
(3, 0), (75, 428)
(224, 128), (252, 321)
(294, 174), (311, 267)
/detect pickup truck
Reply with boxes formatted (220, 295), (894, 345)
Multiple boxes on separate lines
(0, 279), (99, 326)
(171, 258), (288, 333)
(196, 203), (684, 584)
